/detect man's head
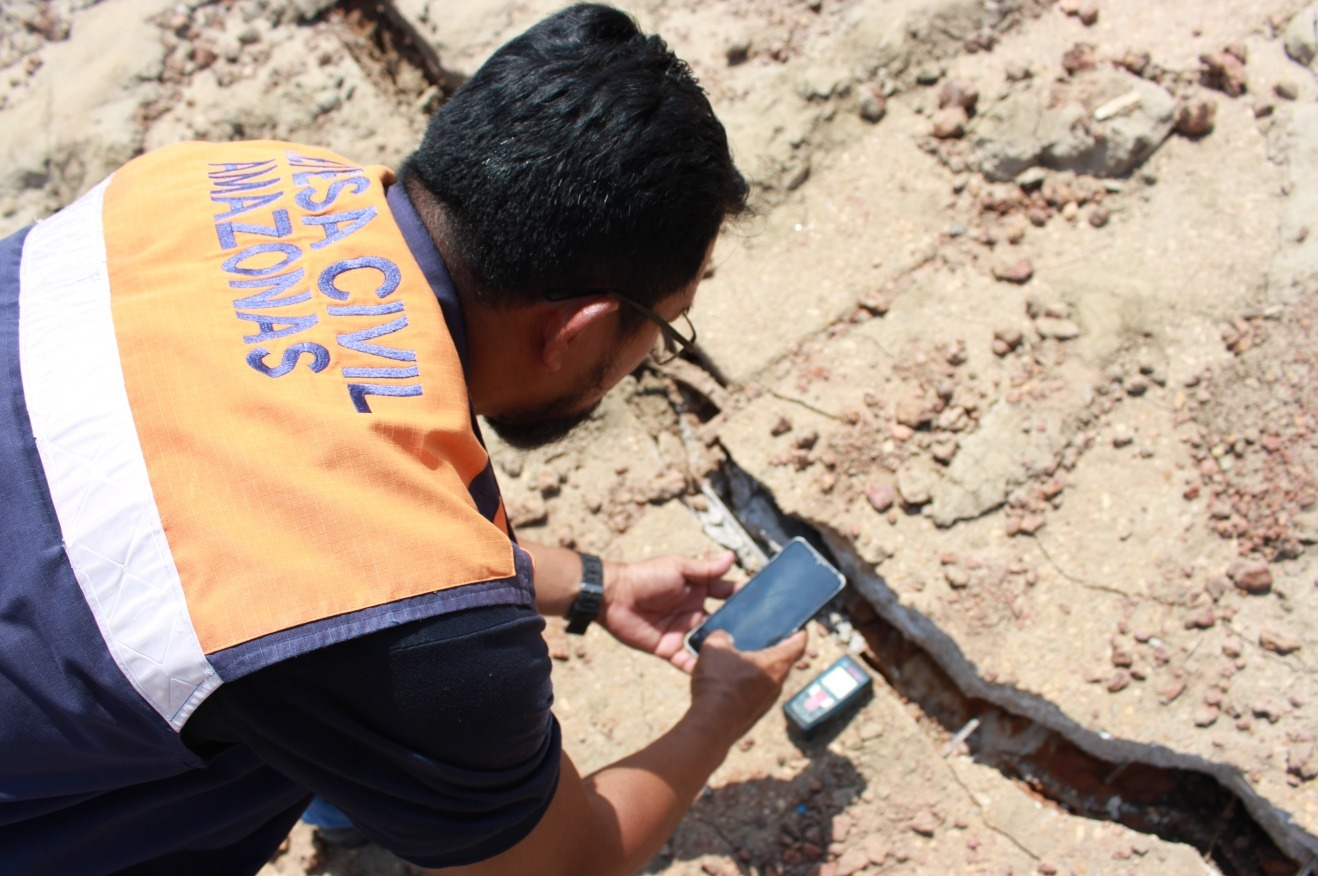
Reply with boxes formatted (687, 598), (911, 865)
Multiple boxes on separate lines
(403, 5), (747, 447)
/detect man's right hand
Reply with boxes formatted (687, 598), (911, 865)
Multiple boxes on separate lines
(688, 629), (808, 746)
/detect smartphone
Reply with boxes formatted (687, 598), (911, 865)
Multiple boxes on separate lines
(684, 537), (845, 656)
(783, 654), (873, 736)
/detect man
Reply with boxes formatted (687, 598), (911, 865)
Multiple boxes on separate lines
(0, 4), (806, 874)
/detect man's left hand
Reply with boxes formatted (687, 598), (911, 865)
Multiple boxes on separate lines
(600, 552), (738, 673)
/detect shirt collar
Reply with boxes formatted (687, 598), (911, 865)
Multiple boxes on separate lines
(385, 182), (472, 383)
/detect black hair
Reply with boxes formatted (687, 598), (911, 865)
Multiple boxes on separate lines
(403, 3), (749, 322)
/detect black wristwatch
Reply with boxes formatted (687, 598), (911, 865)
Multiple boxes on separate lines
(565, 552), (604, 635)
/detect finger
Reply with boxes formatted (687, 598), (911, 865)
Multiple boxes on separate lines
(668, 608), (708, 635)
(682, 550), (737, 582)
(763, 629), (808, 662)
(670, 649), (697, 674)
(701, 629), (737, 652)
(705, 576), (738, 600)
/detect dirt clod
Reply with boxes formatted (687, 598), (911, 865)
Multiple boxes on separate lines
(993, 258), (1034, 284)
(908, 809), (938, 837)
(1199, 51), (1247, 97)
(1175, 97), (1217, 137)
(1259, 631), (1302, 656)
(931, 105), (968, 139)
(858, 84), (887, 123)
(1226, 558), (1272, 594)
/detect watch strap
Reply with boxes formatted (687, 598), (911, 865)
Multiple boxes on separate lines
(565, 552), (604, 635)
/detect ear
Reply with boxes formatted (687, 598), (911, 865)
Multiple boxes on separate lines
(539, 296), (620, 371)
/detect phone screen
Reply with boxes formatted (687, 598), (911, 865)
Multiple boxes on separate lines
(685, 538), (845, 655)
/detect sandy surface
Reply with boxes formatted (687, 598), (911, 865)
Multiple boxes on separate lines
(3, 0), (1316, 873)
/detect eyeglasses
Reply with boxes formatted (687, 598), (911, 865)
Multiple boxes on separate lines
(545, 289), (698, 365)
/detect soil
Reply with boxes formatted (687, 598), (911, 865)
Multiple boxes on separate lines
(4, 0), (1316, 873)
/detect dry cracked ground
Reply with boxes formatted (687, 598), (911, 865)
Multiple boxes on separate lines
(2, 0), (1316, 874)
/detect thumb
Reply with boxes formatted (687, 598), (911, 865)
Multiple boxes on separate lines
(701, 629), (737, 652)
(765, 629), (808, 660)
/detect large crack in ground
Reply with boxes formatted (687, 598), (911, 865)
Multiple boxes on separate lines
(701, 456), (1309, 875)
(652, 362), (1313, 874)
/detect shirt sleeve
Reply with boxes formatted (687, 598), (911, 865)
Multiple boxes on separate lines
(182, 603), (561, 868)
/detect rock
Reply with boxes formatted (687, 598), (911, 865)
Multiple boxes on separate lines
(944, 564), (970, 588)
(1111, 424), (1134, 448)
(939, 79), (979, 113)
(865, 482), (895, 513)
(993, 258), (1034, 283)
(1061, 42), (1097, 76)
(1019, 513), (1046, 534)
(1157, 672), (1188, 704)
(858, 84), (887, 123)
(771, 416), (793, 436)
(1287, 741), (1318, 781)
(1259, 630), (1303, 655)
(537, 466), (562, 496)
(1284, 6), (1318, 68)
(1175, 97), (1217, 137)
(1005, 62), (1032, 82)
(1184, 607), (1216, 630)
(1200, 51), (1247, 97)
(1088, 205), (1110, 227)
(1115, 49), (1150, 76)
(931, 438), (959, 464)
(896, 459), (936, 506)
(908, 810), (938, 837)
(992, 327), (1024, 356)
(895, 388), (931, 429)
(795, 429), (819, 450)
(1035, 317), (1080, 339)
(932, 105), (968, 139)
(1252, 697), (1285, 723)
(725, 39), (751, 65)
(858, 291), (891, 315)
(1275, 80), (1300, 101)
(1106, 669), (1132, 692)
(1193, 705), (1220, 727)
(970, 70), (1175, 180)
(1226, 558), (1272, 593)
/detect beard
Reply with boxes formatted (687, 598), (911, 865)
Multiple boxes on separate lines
(483, 353), (616, 449)
(484, 396), (602, 449)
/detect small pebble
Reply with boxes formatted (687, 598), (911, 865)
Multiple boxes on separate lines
(858, 84), (887, 122)
(993, 258), (1034, 284)
(865, 483), (896, 512)
(1226, 558), (1271, 594)
(931, 105), (968, 139)
(1259, 630), (1302, 655)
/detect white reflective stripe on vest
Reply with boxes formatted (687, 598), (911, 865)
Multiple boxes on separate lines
(17, 178), (220, 731)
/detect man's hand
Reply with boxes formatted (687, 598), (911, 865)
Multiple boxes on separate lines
(439, 628), (808, 876)
(600, 551), (739, 673)
(688, 629), (808, 741)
